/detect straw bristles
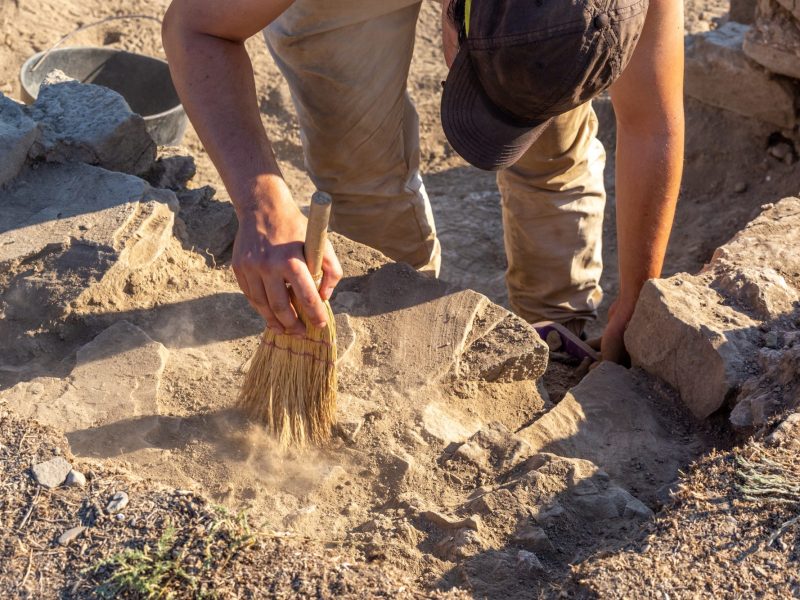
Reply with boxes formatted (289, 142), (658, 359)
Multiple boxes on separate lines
(239, 299), (337, 447)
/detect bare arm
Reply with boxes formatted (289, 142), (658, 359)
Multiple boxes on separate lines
(162, 0), (342, 335)
(604, 0), (685, 362)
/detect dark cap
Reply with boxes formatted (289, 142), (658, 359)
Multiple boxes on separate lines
(441, 0), (648, 171)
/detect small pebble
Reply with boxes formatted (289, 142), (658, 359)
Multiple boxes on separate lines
(58, 525), (86, 546)
(106, 491), (129, 514)
(65, 470), (86, 488)
(764, 331), (779, 349)
(115, 513), (126, 521)
(734, 181), (747, 193)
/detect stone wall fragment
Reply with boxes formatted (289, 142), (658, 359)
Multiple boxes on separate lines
(685, 22), (797, 128)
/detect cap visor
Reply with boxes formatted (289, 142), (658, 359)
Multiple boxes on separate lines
(441, 47), (550, 171)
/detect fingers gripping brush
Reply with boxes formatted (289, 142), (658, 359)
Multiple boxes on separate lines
(239, 191), (337, 446)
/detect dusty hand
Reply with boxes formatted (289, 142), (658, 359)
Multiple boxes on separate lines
(231, 184), (342, 336)
(599, 299), (636, 365)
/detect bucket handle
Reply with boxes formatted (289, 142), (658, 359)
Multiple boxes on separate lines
(31, 14), (163, 73)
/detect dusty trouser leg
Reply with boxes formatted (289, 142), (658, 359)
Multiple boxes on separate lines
(264, 0), (441, 275)
(497, 102), (606, 331)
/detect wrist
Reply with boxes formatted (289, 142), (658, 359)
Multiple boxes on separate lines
(233, 174), (292, 220)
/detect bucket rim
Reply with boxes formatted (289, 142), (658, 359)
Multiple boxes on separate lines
(19, 46), (185, 121)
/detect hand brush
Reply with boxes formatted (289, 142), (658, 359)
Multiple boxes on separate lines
(238, 191), (337, 446)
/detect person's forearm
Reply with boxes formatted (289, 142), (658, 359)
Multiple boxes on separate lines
(162, 14), (286, 219)
(614, 121), (684, 314)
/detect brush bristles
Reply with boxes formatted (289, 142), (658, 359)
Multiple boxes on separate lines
(238, 300), (337, 447)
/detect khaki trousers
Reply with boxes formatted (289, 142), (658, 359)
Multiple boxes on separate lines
(265, 0), (606, 324)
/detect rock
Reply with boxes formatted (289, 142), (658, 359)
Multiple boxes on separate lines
(386, 450), (415, 482)
(466, 422), (532, 471)
(58, 525), (86, 546)
(516, 550), (545, 576)
(766, 412), (800, 446)
(731, 0), (757, 23)
(510, 454), (648, 523)
(0, 94), (38, 187)
(685, 23), (796, 128)
(31, 457), (72, 489)
(0, 162), (177, 326)
(3, 321), (168, 453)
(775, 0), (800, 19)
(435, 527), (485, 561)
(106, 491), (129, 514)
(421, 511), (482, 531)
(29, 74), (155, 175)
(627, 198), (800, 421)
(335, 393), (374, 443)
(513, 526), (554, 553)
(734, 181), (748, 193)
(744, 0), (800, 79)
(65, 469), (86, 488)
(518, 364), (702, 504)
(174, 186), (237, 259)
(625, 277), (756, 419)
(456, 308), (549, 383)
(623, 498), (655, 519)
(420, 402), (479, 444)
(284, 505), (317, 531)
(145, 150), (196, 189)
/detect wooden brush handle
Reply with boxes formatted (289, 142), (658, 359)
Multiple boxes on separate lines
(304, 191), (332, 283)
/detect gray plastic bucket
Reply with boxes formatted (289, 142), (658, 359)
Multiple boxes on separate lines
(20, 46), (187, 146)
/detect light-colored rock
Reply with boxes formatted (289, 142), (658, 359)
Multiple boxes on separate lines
(29, 75), (155, 175)
(513, 526), (554, 553)
(516, 550), (545, 576)
(744, 0), (800, 79)
(0, 94), (38, 187)
(106, 491), (129, 513)
(58, 525), (86, 546)
(421, 510), (482, 531)
(518, 363), (701, 504)
(625, 277), (757, 419)
(2, 321), (168, 454)
(685, 23), (796, 128)
(766, 412), (800, 446)
(420, 402), (479, 444)
(31, 457), (72, 489)
(0, 162), (178, 323)
(627, 198), (800, 421)
(65, 469), (86, 487)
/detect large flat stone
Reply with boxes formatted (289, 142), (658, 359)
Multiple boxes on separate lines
(1, 321), (168, 452)
(29, 75), (156, 176)
(0, 162), (178, 324)
(0, 94), (38, 187)
(685, 22), (796, 128)
(517, 364), (702, 504)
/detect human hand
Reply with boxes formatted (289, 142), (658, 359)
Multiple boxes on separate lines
(231, 182), (342, 336)
(599, 298), (636, 365)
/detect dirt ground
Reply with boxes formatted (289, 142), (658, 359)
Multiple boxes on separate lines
(2, 0), (800, 598)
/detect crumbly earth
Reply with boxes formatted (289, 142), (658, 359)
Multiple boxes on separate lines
(1, 1), (800, 599)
